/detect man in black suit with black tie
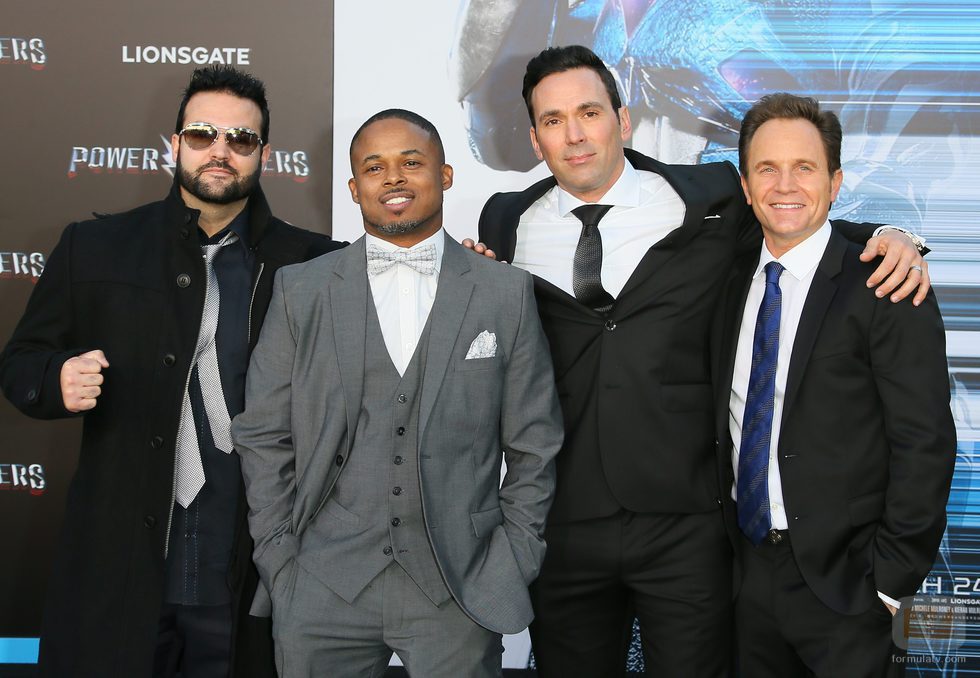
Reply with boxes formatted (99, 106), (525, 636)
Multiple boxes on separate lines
(713, 93), (955, 676)
(478, 45), (931, 676)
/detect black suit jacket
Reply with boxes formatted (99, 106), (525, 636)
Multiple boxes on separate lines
(0, 183), (343, 678)
(713, 229), (955, 614)
(479, 149), (876, 523)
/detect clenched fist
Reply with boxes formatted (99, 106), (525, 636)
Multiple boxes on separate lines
(61, 349), (109, 412)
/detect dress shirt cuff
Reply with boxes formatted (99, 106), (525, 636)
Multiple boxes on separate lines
(878, 590), (902, 610)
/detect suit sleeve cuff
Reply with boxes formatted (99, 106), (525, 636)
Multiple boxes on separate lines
(255, 531), (299, 590)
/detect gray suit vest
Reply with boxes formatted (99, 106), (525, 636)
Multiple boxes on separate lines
(297, 296), (450, 606)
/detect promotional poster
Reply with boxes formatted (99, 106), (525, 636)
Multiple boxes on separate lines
(2, 0), (978, 674)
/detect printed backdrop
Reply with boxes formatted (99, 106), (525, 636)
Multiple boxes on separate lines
(3, 0), (979, 674)
(333, 2), (980, 671)
(0, 0), (335, 670)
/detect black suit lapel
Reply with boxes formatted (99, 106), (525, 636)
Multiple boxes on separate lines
(492, 150), (718, 315)
(482, 175), (556, 263)
(624, 148), (713, 237)
(781, 231), (846, 423)
(614, 150), (715, 305)
(716, 250), (759, 435)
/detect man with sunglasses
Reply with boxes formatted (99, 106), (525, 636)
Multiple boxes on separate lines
(0, 66), (342, 678)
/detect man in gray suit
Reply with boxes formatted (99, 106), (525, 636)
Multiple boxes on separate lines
(231, 109), (564, 677)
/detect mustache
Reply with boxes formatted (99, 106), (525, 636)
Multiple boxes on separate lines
(381, 188), (414, 198)
(196, 160), (238, 176)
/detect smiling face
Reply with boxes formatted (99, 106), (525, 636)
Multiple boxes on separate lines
(528, 68), (631, 203)
(348, 118), (453, 247)
(171, 91), (270, 208)
(741, 118), (843, 257)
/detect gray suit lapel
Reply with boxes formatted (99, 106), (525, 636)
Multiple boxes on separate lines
(330, 237), (368, 452)
(418, 238), (474, 438)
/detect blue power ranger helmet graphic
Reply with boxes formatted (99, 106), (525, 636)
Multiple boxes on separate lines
(451, 0), (979, 229)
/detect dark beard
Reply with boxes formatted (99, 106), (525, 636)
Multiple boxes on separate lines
(368, 218), (424, 235)
(177, 158), (260, 205)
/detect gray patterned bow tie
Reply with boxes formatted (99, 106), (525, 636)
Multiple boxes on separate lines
(366, 243), (438, 276)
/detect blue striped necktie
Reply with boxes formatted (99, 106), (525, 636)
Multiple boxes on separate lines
(737, 261), (784, 545)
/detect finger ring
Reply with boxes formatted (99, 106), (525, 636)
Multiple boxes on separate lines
(910, 265), (923, 273)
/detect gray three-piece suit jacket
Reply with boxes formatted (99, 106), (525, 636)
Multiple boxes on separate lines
(231, 234), (564, 634)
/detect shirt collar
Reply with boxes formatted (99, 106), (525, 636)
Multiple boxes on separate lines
(754, 221), (831, 281)
(199, 205), (250, 246)
(364, 228), (445, 273)
(556, 159), (641, 217)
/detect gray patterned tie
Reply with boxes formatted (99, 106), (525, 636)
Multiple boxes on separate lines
(571, 204), (616, 312)
(175, 231), (237, 509)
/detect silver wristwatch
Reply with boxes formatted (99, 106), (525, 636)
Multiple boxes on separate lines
(872, 226), (927, 254)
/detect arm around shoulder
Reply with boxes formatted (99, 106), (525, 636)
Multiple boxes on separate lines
(477, 192), (505, 252)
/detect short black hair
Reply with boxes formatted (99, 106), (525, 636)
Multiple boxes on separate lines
(739, 93), (842, 176)
(175, 66), (270, 145)
(349, 109), (445, 164)
(522, 45), (623, 127)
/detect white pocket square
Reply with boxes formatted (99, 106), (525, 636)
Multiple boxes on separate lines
(465, 330), (497, 360)
(705, 214), (722, 220)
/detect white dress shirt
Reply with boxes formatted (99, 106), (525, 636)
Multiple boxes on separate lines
(365, 229), (444, 376)
(728, 221), (899, 609)
(512, 161), (686, 296)
(729, 221), (830, 530)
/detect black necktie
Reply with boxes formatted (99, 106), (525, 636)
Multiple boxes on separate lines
(571, 204), (616, 312)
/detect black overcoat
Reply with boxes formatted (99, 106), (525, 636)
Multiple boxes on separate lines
(0, 182), (342, 677)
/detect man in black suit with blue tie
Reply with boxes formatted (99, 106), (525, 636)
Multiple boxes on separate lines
(714, 93), (956, 676)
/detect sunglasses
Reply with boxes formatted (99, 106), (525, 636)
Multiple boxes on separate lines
(178, 122), (264, 156)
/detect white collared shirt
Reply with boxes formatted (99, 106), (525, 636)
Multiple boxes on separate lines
(512, 161), (686, 296)
(365, 229), (444, 376)
(729, 221), (831, 530)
